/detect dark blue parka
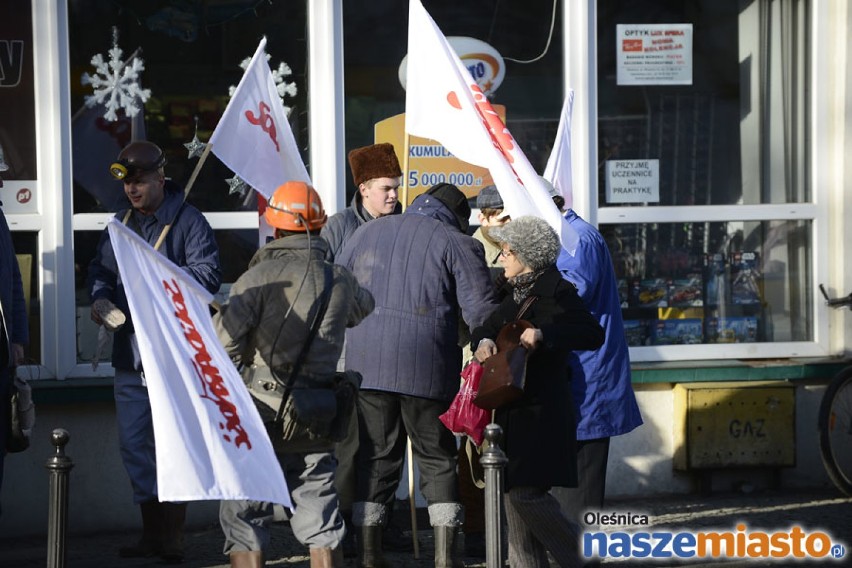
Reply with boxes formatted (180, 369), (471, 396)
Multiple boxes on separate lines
(0, 210), (28, 366)
(337, 192), (497, 401)
(88, 181), (221, 371)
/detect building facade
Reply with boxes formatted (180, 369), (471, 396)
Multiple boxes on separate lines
(1, 0), (850, 536)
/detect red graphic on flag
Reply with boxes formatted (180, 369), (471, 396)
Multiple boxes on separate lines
(245, 102), (280, 152)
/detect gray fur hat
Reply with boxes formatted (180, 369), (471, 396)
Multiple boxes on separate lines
(490, 216), (561, 271)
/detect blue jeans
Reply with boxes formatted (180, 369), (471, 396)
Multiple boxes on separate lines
(114, 369), (158, 503)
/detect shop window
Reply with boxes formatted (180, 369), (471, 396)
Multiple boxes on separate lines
(343, 0), (564, 202)
(603, 220), (811, 347)
(597, 0), (812, 358)
(66, 2), (307, 375)
(67, 0), (307, 214)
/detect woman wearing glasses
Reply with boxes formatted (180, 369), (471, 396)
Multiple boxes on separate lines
(471, 216), (604, 567)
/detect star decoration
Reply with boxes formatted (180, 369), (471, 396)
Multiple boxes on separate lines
(184, 135), (206, 160)
(184, 116), (206, 159)
(226, 175), (249, 197)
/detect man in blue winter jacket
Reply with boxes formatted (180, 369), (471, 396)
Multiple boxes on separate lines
(88, 141), (221, 564)
(337, 183), (497, 568)
(550, 197), (643, 536)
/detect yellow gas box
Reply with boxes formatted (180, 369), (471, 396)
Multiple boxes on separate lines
(673, 381), (795, 470)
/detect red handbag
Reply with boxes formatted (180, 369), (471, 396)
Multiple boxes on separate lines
(439, 360), (491, 446)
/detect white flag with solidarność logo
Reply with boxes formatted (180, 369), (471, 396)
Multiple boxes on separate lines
(404, 0), (578, 254)
(210, 36), (310, 199)
(107, 219), (291, 505)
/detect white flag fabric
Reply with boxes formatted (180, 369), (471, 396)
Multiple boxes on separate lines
(543, 90), (575, 211)
(210, 37), (309, 199)
(107, 220), (291, 505)
(405, 0), (577, 253)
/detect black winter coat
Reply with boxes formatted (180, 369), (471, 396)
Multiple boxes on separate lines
(471, 266), (604, 490)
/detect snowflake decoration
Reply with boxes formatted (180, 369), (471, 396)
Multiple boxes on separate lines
(81, 28), (151, 122)
(228, 55), (297, 117)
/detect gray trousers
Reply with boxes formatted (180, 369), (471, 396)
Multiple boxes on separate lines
(220, 451), (345, 552)
(504, 486), (581, 568)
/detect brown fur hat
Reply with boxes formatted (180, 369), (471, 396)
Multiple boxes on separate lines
(347, 143), (402, 186)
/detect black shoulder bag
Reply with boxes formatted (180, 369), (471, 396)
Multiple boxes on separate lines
(271, 263), (339, 443)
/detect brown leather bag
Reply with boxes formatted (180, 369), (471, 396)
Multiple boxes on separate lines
(473, 296), (538, 410)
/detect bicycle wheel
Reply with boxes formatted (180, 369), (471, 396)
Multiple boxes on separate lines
(818, 367), (852, 496)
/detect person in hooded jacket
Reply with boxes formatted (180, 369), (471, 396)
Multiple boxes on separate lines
(337, 183), (498, 568)
(215, 181), (375, 568)
(471, 216), (605, 568)
(87, 140), (221, 564)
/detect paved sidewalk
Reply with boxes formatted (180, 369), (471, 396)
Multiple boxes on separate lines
(1, 487), (850, 567)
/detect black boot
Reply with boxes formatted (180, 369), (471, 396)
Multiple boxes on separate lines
(119, 500), (162, 557)
(160, 502), (187, 564)
(357, 525), (389, 568)
(434, 526), (464, 568)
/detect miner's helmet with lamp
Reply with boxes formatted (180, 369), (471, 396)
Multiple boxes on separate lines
(109, 141), (167, 181)
(264, 181), (328, 232)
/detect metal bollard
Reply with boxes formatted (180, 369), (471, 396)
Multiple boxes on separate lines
(479, 423), (508, 568)
(45, 428), (74, 568)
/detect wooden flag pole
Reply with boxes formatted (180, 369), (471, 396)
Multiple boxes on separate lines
(407, 437), (420, 558)
(402, 132), (411, 212)
(152, 142), (213, 252)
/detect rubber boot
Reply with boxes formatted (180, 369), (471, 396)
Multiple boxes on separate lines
(118, 500), (162, 557)
(434, 526), (464, 568)
(160, 502), (187, 564)
(230, 550), (264, 568)
(357, 525), (389, 568)
(340, 511), (357, 558)
(310, 546), (344, 568)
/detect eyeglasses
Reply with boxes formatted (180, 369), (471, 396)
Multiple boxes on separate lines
(499, 249), (514, 258)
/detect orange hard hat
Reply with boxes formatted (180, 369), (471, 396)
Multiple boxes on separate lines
(264, 181), (327, 231)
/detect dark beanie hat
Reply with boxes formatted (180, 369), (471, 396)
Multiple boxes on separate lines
(427, 183), (470, 232)
(476, 184), (504, 210)
(347, 143), (402, 186)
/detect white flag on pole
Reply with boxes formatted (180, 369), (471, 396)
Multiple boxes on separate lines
(405, 0), (577, 253)
(107, 220), (291, 505)
(210, 37), (309, 199)
(543, 90), (575, 211)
